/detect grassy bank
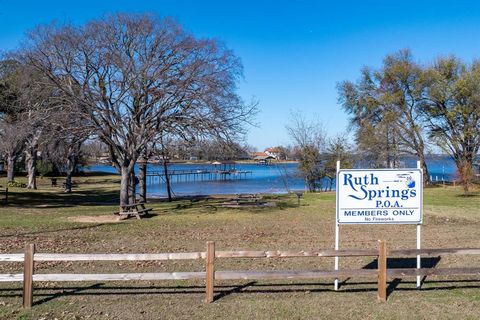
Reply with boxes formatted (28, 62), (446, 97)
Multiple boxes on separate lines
(0, 174), (479, 319)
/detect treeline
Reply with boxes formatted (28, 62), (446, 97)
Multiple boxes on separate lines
(159, 139), (254, 161)
(0, 59), (89, 191)
(287, 50), (480, 193)
(0, 13), (256, 203)
(338, 49), (480, 192)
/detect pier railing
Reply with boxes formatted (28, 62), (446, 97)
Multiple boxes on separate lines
(147, 169), (252, 175)
(0, 241), (479, 308)
(146, 168), (253, 182)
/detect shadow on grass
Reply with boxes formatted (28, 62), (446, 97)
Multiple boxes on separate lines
(0, 223), (109, 238)
(1, 279), (479, 305)
(455, 193), (480, 198)
(362, 257), (442, 270)
(148, 195), (296, 215)
(33, 283), (104, 306)
(5, 188), (120, 208)
(213, 281), (257, 301)
(4, 187), (296, 212)
(371, 257), (442, 295)
(0, 212), (160, 238)
(335, 257), (443, 297)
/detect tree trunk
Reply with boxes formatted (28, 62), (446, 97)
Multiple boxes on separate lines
(306, 177), (315, 192)
(385, 127), (392, 168)
(163, 160), (172, 201)
(419, 155), (430, 185)
(392, 133), (398, 168)
(6, 154), (15, 183)
(138, 160), (147, 203)
(129, 169), (136, 204)
(64, 172), (73, 193)
(25, 147), (37, 190)
(120, 166), (130, 206)
(456, 158), (473, 194)
(64, 147), (78, 193)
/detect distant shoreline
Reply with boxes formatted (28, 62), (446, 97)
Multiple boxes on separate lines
(87, 159), (300, 165)
(87, 154), (471, 166)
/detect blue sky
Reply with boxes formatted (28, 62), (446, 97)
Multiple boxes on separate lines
(2, 1), (480, 150)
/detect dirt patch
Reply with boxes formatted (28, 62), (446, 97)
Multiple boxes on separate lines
(67, 215), (123, 223)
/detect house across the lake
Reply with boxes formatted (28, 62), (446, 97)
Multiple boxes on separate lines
(264, 147), (282, 159)
(251, 152), (275, 165)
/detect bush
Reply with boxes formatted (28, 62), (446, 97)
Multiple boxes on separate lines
(37, 162), (58, 177)
(7, 180), (27, 188)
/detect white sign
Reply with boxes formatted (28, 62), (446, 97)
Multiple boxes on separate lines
(336, 169), (423, 224)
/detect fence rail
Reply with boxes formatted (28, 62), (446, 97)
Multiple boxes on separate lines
(0, 241), (479, 308)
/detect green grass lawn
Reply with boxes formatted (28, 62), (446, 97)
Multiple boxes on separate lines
(0, 174), (479, 319)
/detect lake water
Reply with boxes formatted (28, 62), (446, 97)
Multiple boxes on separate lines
(86, 155), (459, 197)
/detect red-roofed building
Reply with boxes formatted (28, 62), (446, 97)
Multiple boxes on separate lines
(264, 147), (280, 159)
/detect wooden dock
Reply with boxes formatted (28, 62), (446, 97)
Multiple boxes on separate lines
(146, 169), (252, 184)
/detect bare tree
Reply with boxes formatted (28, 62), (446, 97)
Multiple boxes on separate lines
(42, 131), (89, 192)
(82, 139), (107, 164)
(0, 61), (55, 189)
(286, 111), (326, 192)
(20, 14), (256, 205)
(189, 139), (251, 161)
(0, 122), (27, 182)
(48, 98), (92, 192)
(324, 134), (353, 191)
(15, 66), (58, 189)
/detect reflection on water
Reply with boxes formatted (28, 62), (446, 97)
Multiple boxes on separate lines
(86, 156), (458, 197)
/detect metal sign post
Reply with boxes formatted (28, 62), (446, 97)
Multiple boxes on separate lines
(416, 224), (421, 288)
(334, 161), (340, 291)
(334, 160), (423, 291)
(416, 161), (422, 289)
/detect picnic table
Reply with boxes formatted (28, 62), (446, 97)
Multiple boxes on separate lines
(48, 178), (77, 190)
(115, 202), (153, 219)
(233, 193), (262, 204)
(220, 194), (267, 208)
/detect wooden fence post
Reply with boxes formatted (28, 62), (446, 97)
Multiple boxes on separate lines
(23, 244), (35, 308)
(377, 240), (387, 302)
(205, 241), (215, 303)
